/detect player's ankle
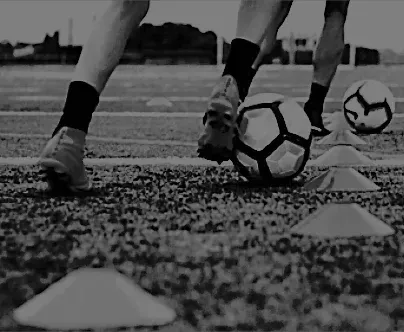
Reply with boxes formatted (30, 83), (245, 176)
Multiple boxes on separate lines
(63, 81), (99, 111)
(306, 83), (329, 112)
(222, 38), (260, 100)
(304, 99), (324, 115)
(52, 120), (90, 138)
(238, 67), (258, 102)
(52, 81), (99, 137)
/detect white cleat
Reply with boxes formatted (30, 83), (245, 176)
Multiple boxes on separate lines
(197, 75), (240, 163)
(38, 127), (90, 193)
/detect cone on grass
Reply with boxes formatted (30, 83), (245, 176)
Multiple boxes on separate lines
(325, 112), (351, 132)
(146, 97), (173, 107)
(312, 145), (375, 167)
(290, 203), (395, 238)
(13, 268), (176, 330)
(303, 167), (380, 192)
(316, 129), (367, 146)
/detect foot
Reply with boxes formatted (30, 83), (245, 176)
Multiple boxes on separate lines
(304, 103), (331, 137)
(38, 127), (90, 192)
(197, 75), (240, 163)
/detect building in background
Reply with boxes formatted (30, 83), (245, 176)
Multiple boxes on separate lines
(0, 23), (380, 66)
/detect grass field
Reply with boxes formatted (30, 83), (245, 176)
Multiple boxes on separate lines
(2, 65), (404, 332)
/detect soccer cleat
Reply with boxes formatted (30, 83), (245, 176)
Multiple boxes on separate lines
(38, 127), (90, 193)
(304, 103), (331, 137)
(197, 75), (240, 163)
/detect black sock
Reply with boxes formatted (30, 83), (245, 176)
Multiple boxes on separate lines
(239, 67), (259, 103)
(305, 83), (329, 113)
(222, 38), (260, 101)
(52, 81), (99, 137)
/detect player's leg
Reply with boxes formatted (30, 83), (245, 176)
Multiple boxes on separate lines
(243, 1), (294, 101)
(305, 0), (350, 136)
(38, 0), (150, 192)
(198, 0), (293, 163)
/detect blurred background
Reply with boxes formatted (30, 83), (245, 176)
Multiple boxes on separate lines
(0, 0), (403, 67)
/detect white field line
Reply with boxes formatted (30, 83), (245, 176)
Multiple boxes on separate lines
(0, 64), (354, 80)
(10, 95), (208, 102)
(0, 131), (400, 153)
(9, 95), (404, 103)
(1, 132), (403, 160)
(106, 81), (403, 89)
(3, 95), (404, 118)
(0, 83), (400, 97)
(0, 87), (40, 93)
(260, 64), (354, 71)
(257, 83), (402, 89)
(321, 113), (404, 120)
(2, 83), (398, 91)
(1, 110), (404, 119)
(0, 157), (227, 167)
(0, 132), (197, 147)
(1, 156), (404, 167)
(0, 111), (203, 118)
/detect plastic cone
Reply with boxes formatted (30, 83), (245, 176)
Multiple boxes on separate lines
(316, 129), (367, 146)
(303, 167), (380, 191)
(13, 268), (176, 330)
(312, 145), (375, 167)
(325, 112), (351, 131)
(146, 97), (173, 107)
(290, 203), (395, 238)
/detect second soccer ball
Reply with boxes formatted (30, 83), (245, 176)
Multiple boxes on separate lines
(231, 93), (312, 185)
(343, 79), (395, 134)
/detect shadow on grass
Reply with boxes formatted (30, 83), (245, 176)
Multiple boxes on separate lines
(0, 312), (182, 332)
(46, 187), (106, 198)
(13, 186), (108, 200)
(208, 177), (306, 194)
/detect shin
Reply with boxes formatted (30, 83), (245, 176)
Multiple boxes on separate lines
(312, 1), (350, 87)
(73, 0), (150, 93)
(225, 0), (293, 101)
(253, 1), (293, 69)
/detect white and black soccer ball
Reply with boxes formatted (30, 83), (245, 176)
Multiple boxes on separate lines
(343, 79), (395, 134)
(231, 93), (312, 184)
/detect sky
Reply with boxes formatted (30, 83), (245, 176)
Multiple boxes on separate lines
(0, 1), (403, 52)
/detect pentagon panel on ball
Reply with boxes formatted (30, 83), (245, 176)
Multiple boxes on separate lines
(231, 93), (312, 184)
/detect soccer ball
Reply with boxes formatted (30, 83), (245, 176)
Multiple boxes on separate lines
(343, 79), (395, 134)
(231, 93), (312, 184)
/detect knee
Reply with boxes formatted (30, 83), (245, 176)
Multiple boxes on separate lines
(323, 19), (346, 54)
(111, 0), (150, 19)
(322, 3), (348, 48)
(314, 34), (345, 63)
(324, 1), (349, 23)
(324, 13), (347, 35)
